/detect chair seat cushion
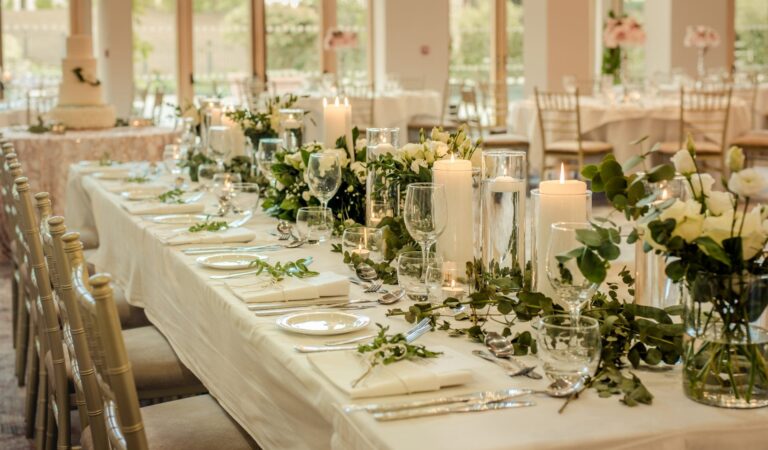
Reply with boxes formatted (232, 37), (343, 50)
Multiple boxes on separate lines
(81, 395), (258, 450)
(658, 140), (721, 154)
(124, 326), (206, 397)
(113, 284), (151, 329)
(547, 140), (613, 153)
(730, 131), (768, 148)
(407, 115), (459, 130)
(483, 133), (529, 148)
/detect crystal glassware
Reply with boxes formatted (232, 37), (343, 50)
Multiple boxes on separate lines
(296, 206), (334, 243)
(365, 128), (399, 226)
(403, 183), (447, 273)
(207, 125), (233, 171)
(545, 222), (600, 319)
(341, 226), (384, 265)
(229, 182), (260, 218)
(256, 138), (283, 183)
(212, 173), (242, 215)
(426, 260), (469, 306)
(279, 108), (304, 151)
(397, 251), (442, 302)
(306, 152), (342, 209)
(536, 315), (601, 385)
(196, 163), (220, 191)
(162, 144), (185, 176)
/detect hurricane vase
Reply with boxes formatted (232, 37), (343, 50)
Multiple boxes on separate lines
(682, 272), (768, 408)
(365, 128), (399, 226)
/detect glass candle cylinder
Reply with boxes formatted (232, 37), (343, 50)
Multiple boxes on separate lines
(279, 108), (304, 151)
(365, 128), (399, 226)
(481, 150), (527, 277)
(341, 226), (384, 267)
(634, 174), (688, 308)
(531, 186), (592, 299)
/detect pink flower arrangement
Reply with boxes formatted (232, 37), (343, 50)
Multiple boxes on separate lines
(683, 25), (720, 49)
(324, 29), (359, 51)
(603, 16), (646, 49)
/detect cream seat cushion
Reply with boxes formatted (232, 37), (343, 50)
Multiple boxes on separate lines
(483, 133), (529, 147)
(547, 140), (613, 153)
(658, 140), (721, 154)
(730, 131), (768, 148)
(81, 395), (259, 450)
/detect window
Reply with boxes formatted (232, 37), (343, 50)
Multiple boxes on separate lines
(449, 0), (490, 83)
(132, 0), (176, 98)
(336, 0), (367, 85)
(622, 0), (645, 80)
(735, 0), (768, 70)
(265, 0), (320, 93)
(506, 0), (524, 100)
(192, 0), (250, 99)
(2, 0), (68, 99)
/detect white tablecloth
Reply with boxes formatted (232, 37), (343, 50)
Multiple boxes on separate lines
(64, 165), (768, 450)
(296, 91), (442, 143)
(0, 108), (26, 127)
(510, 97), (752, 176)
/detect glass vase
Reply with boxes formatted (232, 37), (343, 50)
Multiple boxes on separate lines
(682, 272), (768, 408)
(279, 108), (304, 151)
(697, 47), (707, 79)
(365, 128), (399, 226)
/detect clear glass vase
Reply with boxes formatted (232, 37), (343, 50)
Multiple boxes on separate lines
(279, 108), (304, 151)
(365, 128), (399, 226)
(682, 272), (768, 408)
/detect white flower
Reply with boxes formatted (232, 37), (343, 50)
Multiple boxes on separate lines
(430, 141), (450, 160)
(728, 168), (768, 198)
(726, 146), (745, 173)
(301, 191), (311, 202)
(350, 161), (366, 183)
(430, 128), (450, 143)
(689, 173), (714, 198)
(703, 208), (766, 260)
(285, 151), (303, 170)
(705, 190), (734, 216)
(659, 199), (704, 243)
(638, 220), (666, 252)
(355, 138), (367, 151)
(276, 181), (285, 191)
(327, 148), (349, 168)
(410, 159), (427, 174)
(402, 143), (424, 160)
(671, 149), (696, 175)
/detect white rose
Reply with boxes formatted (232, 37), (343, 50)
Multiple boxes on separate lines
(704, 208), (766, 260)
(328, 148), (349, 168)
(430, 128), (450, 143)
(726, 146), (745, 173)
(402, 143), (424, 160)
(637, 220), (666, 252)
(671, 149), (696, 175)
(705, 190), (734, 216)
(660, 199), (703, 243)
(301, 191), (311, 202)
(350, 161), (366, 183)
(410, 159), (427, 174)
(285, 151), (303, 170)
(355, 138), (367, 151)
(741, 207), (766, 259)
(276, 181), (285, 191)
(689, 173), (714, 198)
(728, 168), (768, 198)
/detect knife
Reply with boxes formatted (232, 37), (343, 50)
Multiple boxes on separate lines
(342, 388), (534, 413)
(372, 400), (535, 421)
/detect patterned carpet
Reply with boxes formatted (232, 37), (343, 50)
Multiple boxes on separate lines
(0, 263), (34, 449)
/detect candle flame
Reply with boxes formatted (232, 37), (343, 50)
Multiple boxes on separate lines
(323, 97), (327, 107)
(559, 163), (566, 184)
(450, 279), (456, 288)
(334, 96), (340, 106)
(343, 97), (349, 106)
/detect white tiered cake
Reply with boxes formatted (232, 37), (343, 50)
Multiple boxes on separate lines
(50, 35), (116, 129)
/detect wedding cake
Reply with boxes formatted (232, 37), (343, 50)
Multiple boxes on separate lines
(50, 34), (116, 129)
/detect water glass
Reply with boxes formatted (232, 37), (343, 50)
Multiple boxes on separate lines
(257, 138), (284, 182)
(229, 183), (260, 217)
(306, 152), (342, 208)
(536, 315), (601, 384)
(341, 226), (384, 265)
(296, 206), (334, 243)
(545, 222), (600, 319)
(207, 125), (233, 169)
(212, 173), (242, 213)
(403, 183), (447, 271)
(397, 251), (442, 302)
(162, 144), (185, 176)
(196, 163), (220, 190)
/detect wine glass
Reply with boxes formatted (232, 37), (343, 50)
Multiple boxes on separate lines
(162, 144), (185, 176)
(207, 125), (232, 171)
(403, 183), (447, 271)
(229, 182), (260, 222)
(306, 152), (342, 209)
(545, 222), (600, 320)
(256, 138), (283, 183)
(211, 173), (242, 215)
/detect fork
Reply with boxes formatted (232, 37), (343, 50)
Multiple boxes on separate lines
(349, 278), (384, 293)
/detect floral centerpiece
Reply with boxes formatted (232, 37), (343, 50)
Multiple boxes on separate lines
(602, 12), (646, 84)
(684, 25), (721, 77)
(226, 93), (306, 147)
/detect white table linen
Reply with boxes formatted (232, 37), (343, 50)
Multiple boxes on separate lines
(226, 272), (349, 303)
(69, 166), (768, 450)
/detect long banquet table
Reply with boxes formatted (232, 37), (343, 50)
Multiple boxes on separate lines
(66, 165), (768, 450)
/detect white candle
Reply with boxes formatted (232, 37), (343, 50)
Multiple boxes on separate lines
(209, 107), (223, 126)
(221, 112), (246, 157)
(433, 156), (474, 267)
(534, 163), (589, 298)
(484, 175), (526, 270)
(351, 245), (370, 260)
(323, 97), (352, 153)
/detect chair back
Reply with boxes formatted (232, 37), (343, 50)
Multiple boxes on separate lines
(12, 177), (71, 449)
(677, 86), (733, 154)
(534, 88), (583, 171)
(460, 85), (484, 139)
(479, 81), (508, 130)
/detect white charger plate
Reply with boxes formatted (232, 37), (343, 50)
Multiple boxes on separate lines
(151, 214), (209, 225)
(196, 253), (268, 270)
(277, 312), (371, 336)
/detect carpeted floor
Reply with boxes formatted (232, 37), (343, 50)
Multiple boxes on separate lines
(0, 262), (34, 449)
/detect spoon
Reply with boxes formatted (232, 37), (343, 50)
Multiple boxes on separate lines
(276, 220), (293, 240)
(378, 289), (405, 305)
(355, 262), (378, 282)
(484, 332), (543, 380)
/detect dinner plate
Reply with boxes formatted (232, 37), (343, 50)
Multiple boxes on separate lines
(93, 170), (131, 180)
(277, 312), (371, 336)
(121, 187), (167, 201)
(196, 253), (268, 270)
(151, 214), (210, 225)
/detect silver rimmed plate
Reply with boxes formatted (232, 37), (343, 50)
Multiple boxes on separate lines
(151, 214), (209, 225)
(276, 312), (371, 336)
(196, 253), (267, 270)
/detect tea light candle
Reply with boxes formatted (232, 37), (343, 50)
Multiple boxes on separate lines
(442, 279), (465, 299)
(351, 245), (370, 260)
(433, 155), (474, 267)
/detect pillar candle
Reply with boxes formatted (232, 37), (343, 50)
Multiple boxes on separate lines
(433, 156), (474, 267)
(221, 112), (246, 157)
(209, 107), (223, 126)
(534, 164), (589, 299)
(323, 97), (352, 152)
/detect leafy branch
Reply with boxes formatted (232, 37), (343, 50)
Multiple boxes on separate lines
(188, 220), (229, 233)
(125, 176), (150, 183)
(247, 257), (318, 282)
(157, 188), (185, 204)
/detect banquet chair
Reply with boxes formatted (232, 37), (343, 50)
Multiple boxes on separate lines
(534, 87), (613, 177)
(151, 88), (165, 124)
(475, 82), (529, 152)
(407, 79), (461, 141)
(66, 268), (257, 449)
(346, 84), (375, 131)
(727, 75), (768, 165)
(0, 145), (21, 350)
(658, 87), (733, 174)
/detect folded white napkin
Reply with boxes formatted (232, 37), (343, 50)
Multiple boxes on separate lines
(158, 226), (256, 246)
(225, 272), (349, 303)
(308, 346), (473, 399)
(106, 182), (169, 194)
(77, 162), (131, 174)
(122, 201), (205, 215)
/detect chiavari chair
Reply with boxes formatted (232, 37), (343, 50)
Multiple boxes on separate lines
(534, 87), (613, 177)
(477, 81), (529, 153)
(407, 79), (461, 142)
(728, 74), (768, 166)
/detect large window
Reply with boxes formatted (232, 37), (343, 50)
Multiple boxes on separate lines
(449, 0), (490, 83)
(735, 0), (768, 70)
(1, 0), (68, 100)
(336, 0), (367, 85)
(506, 0), (524, 100)
(132, 0), (176, 97)
(265, 0), (320, 93)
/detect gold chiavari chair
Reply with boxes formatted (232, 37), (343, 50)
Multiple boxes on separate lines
(728, 74), (768, 166)
(63, 259), (257, 448)
(407, 79), (461, 142)
(658, 87), (733, 174)
(476, 81), (529, 152)
(0, 144), (21, 352)
(534, 87), (613, 177)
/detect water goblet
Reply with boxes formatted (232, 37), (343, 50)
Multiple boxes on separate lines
(397, 251), (442, 302)
(207, 125), (233, 171)
(296, 206), (334, 244)
(256, 138), (284, 183)
(546, 222), (600, 320)
(162, 144), (185, 176)
(229, 182), (260, 221)
(403, 183), (447, 271)
(211, 173), (242, 215)
(536, 315), (601, 385)
(306, 152), (342, 209)
(196, 163), (220, 191)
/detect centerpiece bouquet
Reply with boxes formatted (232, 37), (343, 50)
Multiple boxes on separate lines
(602, 12), (646, 84)
(684, 25), (721, 77)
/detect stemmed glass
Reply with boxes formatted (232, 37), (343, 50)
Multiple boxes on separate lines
(256, 138), (283, 184)
(306, 152), (342, 209)
(545, 222), (600, 320)
(403, 183), (447, 271)
(211, 173), (242, 215)
(207, 125), (232, 172)
(162, 144), (186, 177)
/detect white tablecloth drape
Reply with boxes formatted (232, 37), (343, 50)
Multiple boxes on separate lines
(65, 165), (768, 450)
(509, 97), (752, 177)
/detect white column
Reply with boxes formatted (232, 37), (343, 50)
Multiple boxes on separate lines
(644, 0), (734, 78)
(97, 0), (133, 117)
(523, 0), (596, 95)
(371, 0), (449, 93)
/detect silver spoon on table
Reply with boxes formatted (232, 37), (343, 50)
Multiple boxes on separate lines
(484, 331), (543, 380)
